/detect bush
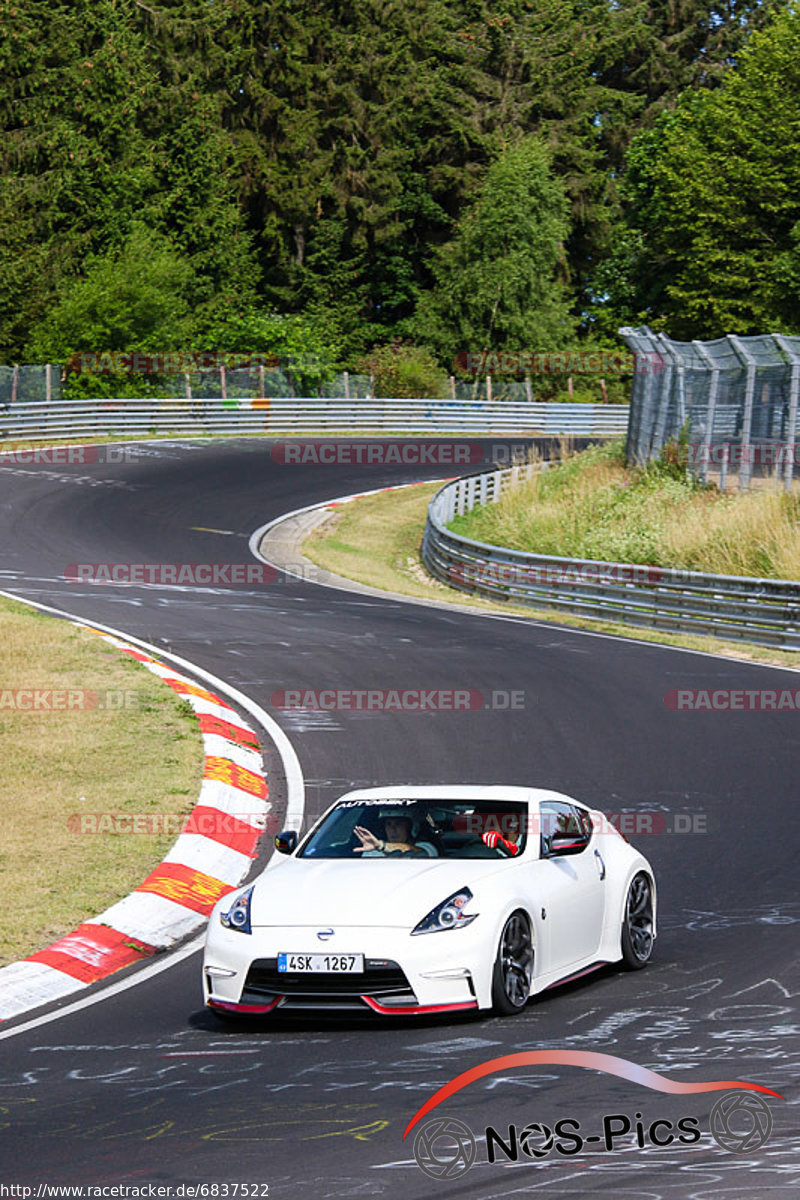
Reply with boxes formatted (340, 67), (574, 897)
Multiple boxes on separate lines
(357, 341), (448, 399)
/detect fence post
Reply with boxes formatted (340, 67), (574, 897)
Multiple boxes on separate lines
(184, 372), (192, 402)
(650, 357), (673, 458)
(450, 375), (456, 400)
(486, 375), (492, 402)
(728, 335), (756, 492)
(11, 364), (18, 404)
(343, 370), (350, 401)
(657, 334), (687, 435)
(693, 341), (719, 485)
(524, 373), (533, 403)
(45, 363), (52, 402)
(220, 364), (227, 401)
(639, 328), (667, 462)
(772, 334), (799, 493)
(259, 363), (265, 400)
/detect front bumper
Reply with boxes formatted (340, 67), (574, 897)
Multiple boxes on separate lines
(203, 921), (485, 1014)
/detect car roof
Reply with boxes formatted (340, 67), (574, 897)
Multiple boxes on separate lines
(331, 785), (586, 806)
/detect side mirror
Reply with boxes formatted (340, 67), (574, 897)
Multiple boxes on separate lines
(274, 829), (298, 855)
(547, 831), (588, 857)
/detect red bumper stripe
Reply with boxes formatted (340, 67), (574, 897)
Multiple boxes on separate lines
(208, 997), (282, 1014)
(362, 996), (478, 1016)
(546, 961), (608, 990)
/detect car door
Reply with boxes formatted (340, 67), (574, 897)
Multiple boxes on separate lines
(534, 799), (607, 977)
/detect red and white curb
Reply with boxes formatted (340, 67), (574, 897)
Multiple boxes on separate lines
(0, 628), (270, 1022)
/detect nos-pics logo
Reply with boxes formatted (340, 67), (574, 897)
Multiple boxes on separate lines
(405, 1050), (782, 1180)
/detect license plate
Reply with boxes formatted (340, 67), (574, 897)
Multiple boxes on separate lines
(277, 953), (364, 974)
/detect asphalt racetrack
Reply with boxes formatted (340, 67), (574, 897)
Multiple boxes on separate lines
(0, 438), (797, 1198)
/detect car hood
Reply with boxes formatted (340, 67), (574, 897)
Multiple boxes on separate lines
(249, 856), (508, 928)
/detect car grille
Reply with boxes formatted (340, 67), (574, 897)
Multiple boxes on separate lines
(241, 957), (417, 1009)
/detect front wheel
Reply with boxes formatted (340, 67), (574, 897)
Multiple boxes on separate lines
(491, 911), (534, 1014)
(620, 872), (654, 968)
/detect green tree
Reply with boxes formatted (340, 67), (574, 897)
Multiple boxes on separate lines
(24, 224), (194, 360)
(417, 138), (575, 363)
(610, 2), (800, 337)
(0, 0), (260, 360)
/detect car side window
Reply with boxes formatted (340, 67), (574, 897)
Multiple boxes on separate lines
(573, 804), (594, 840)
(540, 801), (590, 856)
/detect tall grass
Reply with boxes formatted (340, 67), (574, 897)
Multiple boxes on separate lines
(450, 441), (800, 580)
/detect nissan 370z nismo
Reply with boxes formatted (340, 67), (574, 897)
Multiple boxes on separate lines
(203, 785), (656, 1018)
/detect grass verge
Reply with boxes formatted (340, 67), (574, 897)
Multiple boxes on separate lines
(0, 596), (204, 964)
(302, 481), (799, 669)
(450, 440), (800, 580)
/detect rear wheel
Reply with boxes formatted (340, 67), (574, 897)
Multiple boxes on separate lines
(491, 911), (534, 1014)
(621, 873), (654, 968)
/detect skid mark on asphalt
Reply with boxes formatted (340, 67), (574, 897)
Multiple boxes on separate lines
(278, 710), (342, 732)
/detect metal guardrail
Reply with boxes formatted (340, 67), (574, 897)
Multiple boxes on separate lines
(422, 467), (800, 650)
(0, 397), (629, 439)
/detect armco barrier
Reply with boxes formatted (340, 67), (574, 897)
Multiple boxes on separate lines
(422, 467), (800, 650)
(0, 396), (629, 439)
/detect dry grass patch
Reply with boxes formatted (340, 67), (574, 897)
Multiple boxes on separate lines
(451, 441), (800, 580)
(302, 478), (800, 668)
(303, 482), (453, 598)
(0, 597), (203, 964)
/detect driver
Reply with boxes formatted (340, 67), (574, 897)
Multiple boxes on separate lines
(353, 808), (435, 856)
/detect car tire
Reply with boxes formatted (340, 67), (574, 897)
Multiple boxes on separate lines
(620, 872), (655, 969)
(491, 910), (534, 1015)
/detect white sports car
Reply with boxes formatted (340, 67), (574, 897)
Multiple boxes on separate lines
(203, 785), (656, 1018)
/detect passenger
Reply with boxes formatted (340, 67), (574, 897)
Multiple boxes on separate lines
(481, 813), (522, 856)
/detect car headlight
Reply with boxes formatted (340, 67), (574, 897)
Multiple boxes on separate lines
(412, 887), (477, 935)
(220, 885), (254, 934)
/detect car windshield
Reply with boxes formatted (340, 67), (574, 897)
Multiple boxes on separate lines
(298, 798), (528, 859)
